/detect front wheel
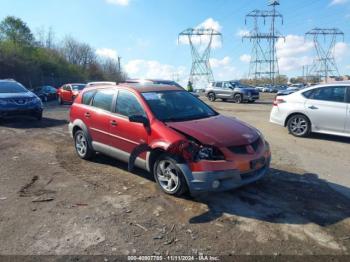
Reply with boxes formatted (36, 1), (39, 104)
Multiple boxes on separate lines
(35, 111), (42, 121)
(154, 155), (188, 196)
(287, 114), (311, 137)
(58, 96), (63, 105)
(207, 93), (216, 102)
(74, 130), (95, 160)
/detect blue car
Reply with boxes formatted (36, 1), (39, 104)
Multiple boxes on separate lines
(0, 79), (43, 120)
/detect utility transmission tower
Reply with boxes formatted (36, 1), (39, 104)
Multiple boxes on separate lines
(305, 28), (344, 83)
(243, 0), (284, 85)
(179, 28), (222, 88)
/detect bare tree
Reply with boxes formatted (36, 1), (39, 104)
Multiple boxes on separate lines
(60, 36), (96, 69)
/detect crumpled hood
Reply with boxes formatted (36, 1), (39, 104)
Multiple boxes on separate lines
(0, 91), (36, 99)
(166, 115), (260, 147)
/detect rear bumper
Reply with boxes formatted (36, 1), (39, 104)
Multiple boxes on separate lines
(178, 156), (271, 193)
(269, 107), (286, 126)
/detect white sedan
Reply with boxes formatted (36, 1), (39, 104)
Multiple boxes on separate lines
(270, 83), (350, 137)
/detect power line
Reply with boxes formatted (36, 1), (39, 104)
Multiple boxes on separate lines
(243, 0), (285, 84)
(178, 28), (222, 88)
(305, 28), (345, 82)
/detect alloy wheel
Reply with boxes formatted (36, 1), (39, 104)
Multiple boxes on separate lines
(156, 160), (180, 193)
(75, 133), (87, 157)
(290, 116), (308, 136)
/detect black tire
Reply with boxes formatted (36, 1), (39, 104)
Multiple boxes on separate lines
(234, 94), (243, 104)
(74, 130), (95, 160)
(58, 96), (63, 105)
(287, 114), (311, 137)
(35, 112), (43, 121)
(153, 154), (188, 196)
(207, 92), (216, 102)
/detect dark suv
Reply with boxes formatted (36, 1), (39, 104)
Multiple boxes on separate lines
(0, 79), (43, 120)
(205, 81), (259, 103)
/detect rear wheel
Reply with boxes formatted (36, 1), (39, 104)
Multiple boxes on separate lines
(154, 154), (188, 196)
(287, 114), (311, 137)
(74, 130), (95, 160)
(234, 94), (243, 104)
(207, 92), (216, 102)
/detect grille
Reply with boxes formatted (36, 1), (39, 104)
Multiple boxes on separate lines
(8, 98), (32, 105)
(228, 137), (261, 155)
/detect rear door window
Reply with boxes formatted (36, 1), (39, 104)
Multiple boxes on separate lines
(92, 90), (115, 111)
(82, 91), (96, 105)
(309, 86), (346, 103)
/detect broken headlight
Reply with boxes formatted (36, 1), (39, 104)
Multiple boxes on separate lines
(196, 146), (225, 161)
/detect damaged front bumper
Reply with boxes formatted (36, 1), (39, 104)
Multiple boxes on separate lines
(177, 156), (271, 193)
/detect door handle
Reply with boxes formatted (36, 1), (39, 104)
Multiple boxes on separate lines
(84, 112), (91, 118)
(110, 120), (117, 126)
(308, 105), (318, 110)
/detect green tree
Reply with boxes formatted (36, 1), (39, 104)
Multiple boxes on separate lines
(0, 16), (34, 45)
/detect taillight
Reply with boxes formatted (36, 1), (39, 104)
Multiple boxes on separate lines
(273, 97), (285, 106)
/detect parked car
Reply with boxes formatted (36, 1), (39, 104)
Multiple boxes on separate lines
(270, 83), (350, 138)
(124, 79), (199, 97)
(69, 83), (271, 196)
(205, 81), (260, 103)
(0, 79), (43, 120)
(57, 83), (86, 104)
(33, 85), (57, 102)
(277, 86), (303, 96)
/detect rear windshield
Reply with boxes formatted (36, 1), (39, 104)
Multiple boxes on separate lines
(72, 84), (86, 91)
(0, 81), (28, 93)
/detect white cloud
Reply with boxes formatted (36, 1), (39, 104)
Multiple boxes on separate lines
(210, 56), (242, 80)
(333, 42), (349, 60)
(329, 0), (348, 6)
(276, 34), (314, 72)
(239, 54), (251, 63)
(210, 56), (231, 68)
(178, 18), (222, 49)
(124, 59), (188, 84)
(96, 48), (118, 60)
(236, 29), (250, 38)
(106, 0), (129, 6)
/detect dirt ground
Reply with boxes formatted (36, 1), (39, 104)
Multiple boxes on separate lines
(1, 93), (350, 256)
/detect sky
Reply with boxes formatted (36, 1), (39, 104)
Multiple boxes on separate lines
(1, 0), (350, 85)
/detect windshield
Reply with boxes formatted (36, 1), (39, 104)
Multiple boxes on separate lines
(0, 81), (28, 93)
(72, 84), (86, 91)
(142, 90), (217, 122)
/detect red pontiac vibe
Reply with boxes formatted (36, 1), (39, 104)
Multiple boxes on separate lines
(68, 83), (271, 196)
(57, 83), (86, 104)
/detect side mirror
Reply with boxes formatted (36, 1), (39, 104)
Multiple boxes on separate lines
(129, 115), (150, 127)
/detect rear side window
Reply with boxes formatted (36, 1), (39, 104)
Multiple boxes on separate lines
(215, 82), (223, 88)
(82, 91), (95, 105)
(92, 90), (114, 111)
(116, 90), (145, 117)
(302, 90), (314, 98)
(309, 87), (346, 103)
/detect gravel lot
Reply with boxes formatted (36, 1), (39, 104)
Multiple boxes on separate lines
(0, 93), (350, 256)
